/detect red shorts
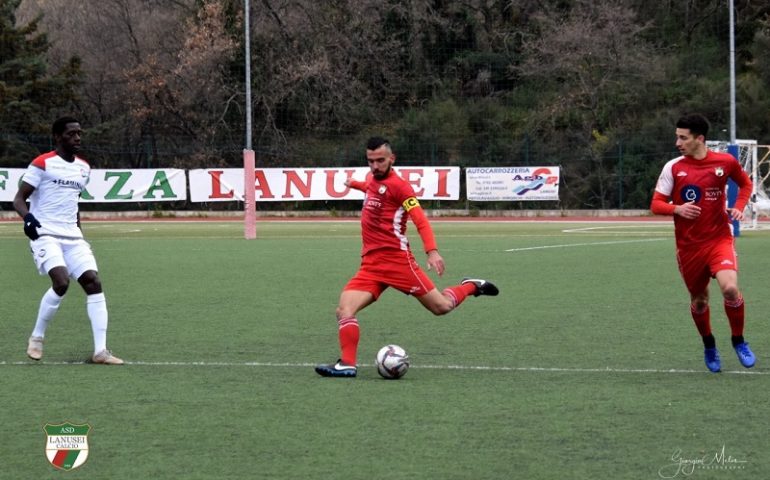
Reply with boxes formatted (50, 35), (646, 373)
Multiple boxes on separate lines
(676, 238), (738, 296)
(343, 249), (436, 300)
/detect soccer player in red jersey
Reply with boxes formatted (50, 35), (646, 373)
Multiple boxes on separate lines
(13, 117), (123, 365)
(315, 137), (499, 377)
(650, 114), (755, 372)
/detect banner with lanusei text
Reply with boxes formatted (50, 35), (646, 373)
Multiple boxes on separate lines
(189, 167), (459, 202)
(466, 166), (560, 201)
(0, 167), (460, 202)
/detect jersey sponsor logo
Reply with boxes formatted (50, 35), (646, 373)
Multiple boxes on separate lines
(680, 185), (701, 203)
(52, 178), (86, 190)
(402, 197), (420, 211)
(715, 167), (724, 177)
(704, 187), (723, 200)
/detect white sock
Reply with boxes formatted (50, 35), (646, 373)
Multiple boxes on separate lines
(87, 293), (108, 354)
(32, 288), (63, 338)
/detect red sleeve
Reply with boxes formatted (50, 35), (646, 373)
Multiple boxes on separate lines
(650, 191), (676, 216)
(31, 152), (52, 169)
(347, 179), (368, 192)
(408, 205), (438, 253)
(731, 166), (752, 212)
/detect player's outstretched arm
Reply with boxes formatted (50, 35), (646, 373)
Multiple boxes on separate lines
(345, 178), (368, 192)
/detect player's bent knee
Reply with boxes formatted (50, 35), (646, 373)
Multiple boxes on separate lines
(78, 271), (102, 295)
(336, 306), (355, 320)
(428, 302), (454, 316)
(722, 286), (741, 301)
(52, 282), (69, 297)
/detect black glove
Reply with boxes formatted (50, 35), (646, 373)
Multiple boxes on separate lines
(23, 213), (41, 240)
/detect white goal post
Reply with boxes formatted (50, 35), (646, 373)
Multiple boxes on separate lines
(707, 140), (770, 229)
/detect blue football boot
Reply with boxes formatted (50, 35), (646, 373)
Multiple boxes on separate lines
(704, 347), (721, 373)
(733, 342), (756, 368)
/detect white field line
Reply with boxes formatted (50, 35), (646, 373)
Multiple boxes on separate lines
(0, 360), (764, 375)
(505, 238), (666, 252)
(562, 225), (672, 234)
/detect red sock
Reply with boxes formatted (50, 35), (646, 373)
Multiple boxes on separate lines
(441, 283), (477, 310)
(690, 304), (711, 337)
(338, 316), (359, 365)
(724, 295), (745, 337)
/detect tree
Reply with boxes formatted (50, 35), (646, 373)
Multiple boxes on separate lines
(514, 0), (664, 208)
(0, 0), (80, 166)
(16, 0), (240, 168)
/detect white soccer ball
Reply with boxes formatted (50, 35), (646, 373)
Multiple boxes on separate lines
(375, 344), (410, 379)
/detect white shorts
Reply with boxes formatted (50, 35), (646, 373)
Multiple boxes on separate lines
(29, 236), (98, 279)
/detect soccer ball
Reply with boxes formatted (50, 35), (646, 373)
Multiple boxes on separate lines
(375, 344), (410, 379)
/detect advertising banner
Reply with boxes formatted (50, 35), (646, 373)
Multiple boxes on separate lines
(0, 168), (187, 202)
(188, 167), (460, 202)
(466, 166), (560, 201)
(2, 166), (460, 203)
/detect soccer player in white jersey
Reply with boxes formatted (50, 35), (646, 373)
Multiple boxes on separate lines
(13, 117), (123, 365)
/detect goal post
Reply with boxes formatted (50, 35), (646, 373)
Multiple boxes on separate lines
(707, 139), (770, 230)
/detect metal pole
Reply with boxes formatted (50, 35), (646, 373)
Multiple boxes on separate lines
(243, 0), (257, 239)
(617, 141), (623, 209)
(727, 0), (740, 236)
(244, 0), (253, 150)
(729, 0), (736, 143)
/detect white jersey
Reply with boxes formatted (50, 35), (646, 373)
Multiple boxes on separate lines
(22, 151), (90, 239)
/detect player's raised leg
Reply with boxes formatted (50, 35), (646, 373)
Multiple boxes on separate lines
(418, 278), (499, 315)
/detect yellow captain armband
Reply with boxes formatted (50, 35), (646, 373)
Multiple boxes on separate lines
(402, 197), (420, 212)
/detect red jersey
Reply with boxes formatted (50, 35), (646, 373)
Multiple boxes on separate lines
(654, 150), (751, 249)
(357, 170), (430, 256)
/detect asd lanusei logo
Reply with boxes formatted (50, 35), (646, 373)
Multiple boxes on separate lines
(44, 422), (91, 471)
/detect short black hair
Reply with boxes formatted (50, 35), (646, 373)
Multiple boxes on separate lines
(366, 136), (390, 151)
(52, 116), (80, 136)
(676, 114), (709, 138)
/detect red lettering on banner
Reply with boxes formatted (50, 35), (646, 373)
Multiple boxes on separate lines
(208, 170), (234, 199)
(254, 170), (275, 199)
(325, 169), (357, 198)
(283, 170), (314, 199)
(398, 169), (425, 196)
(434, 169), (451, 198)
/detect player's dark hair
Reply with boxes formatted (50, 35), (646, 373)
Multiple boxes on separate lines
(52, 116), (80, 136)
(676, 114), (709, 138)
(366, 136), (390, 151)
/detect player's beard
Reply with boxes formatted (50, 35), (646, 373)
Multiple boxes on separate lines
(372, 165), (391, 180)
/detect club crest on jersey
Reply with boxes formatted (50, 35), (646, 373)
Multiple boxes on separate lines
(378, 185), (387, 194)
(715, 167), (724, 177)
(402, 197), (420, 212)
